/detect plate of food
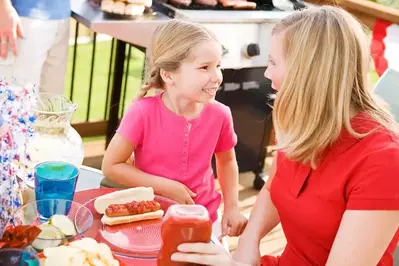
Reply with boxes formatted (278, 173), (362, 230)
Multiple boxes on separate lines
(100, 0), (156, 19)
(37, 238), (126, 266)
(74, 187), (177, 259)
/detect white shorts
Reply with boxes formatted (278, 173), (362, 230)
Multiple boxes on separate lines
(212, 214), (230, 252)
(0, 17), (69, 95)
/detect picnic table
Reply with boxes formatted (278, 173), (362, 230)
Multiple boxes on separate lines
(75, 165), (224, 265)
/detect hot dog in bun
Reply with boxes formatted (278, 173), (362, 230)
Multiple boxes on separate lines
(94, 187), (164, 226)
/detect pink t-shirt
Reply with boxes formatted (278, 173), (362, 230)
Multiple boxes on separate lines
(117, 93), (237, 222)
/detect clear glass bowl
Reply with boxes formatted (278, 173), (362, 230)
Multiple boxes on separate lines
(12, 199), (93, 251)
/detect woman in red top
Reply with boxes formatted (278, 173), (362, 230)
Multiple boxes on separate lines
(170, 6), (399, 266)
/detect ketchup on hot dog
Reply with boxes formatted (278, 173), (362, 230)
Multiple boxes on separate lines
(105, 200), (161, 217)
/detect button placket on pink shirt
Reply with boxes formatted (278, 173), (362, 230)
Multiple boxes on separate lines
(181, 121), (192, 178)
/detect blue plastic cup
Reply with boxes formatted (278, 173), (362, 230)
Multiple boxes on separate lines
(34, 161), (79, 219)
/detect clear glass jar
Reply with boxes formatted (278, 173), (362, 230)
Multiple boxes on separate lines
(25, 93), (84, 187)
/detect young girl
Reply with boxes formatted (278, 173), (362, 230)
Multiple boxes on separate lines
(169, 6), (399, 266)
(102, 20), (247, 240)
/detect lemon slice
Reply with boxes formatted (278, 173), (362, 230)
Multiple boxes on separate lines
(32, 224), (64, 251)
(49, 214), (77, 237)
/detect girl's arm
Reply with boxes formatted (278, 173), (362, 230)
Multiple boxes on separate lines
(232, 154), (281, 265)
(215, 148), (239, 211)
(102, 133), (196, 204)
(216, 148), (248, 236)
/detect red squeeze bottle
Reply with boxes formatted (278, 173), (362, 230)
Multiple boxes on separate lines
(157, 205), (212, 266)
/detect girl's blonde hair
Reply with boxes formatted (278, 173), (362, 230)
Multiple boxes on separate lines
(272, 6), (398, 168)
(137, 20), (218, 98)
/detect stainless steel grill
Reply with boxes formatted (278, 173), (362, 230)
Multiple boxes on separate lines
(72, 0), (308, 189)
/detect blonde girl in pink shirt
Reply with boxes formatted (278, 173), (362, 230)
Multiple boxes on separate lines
(102, 19), (248, 241)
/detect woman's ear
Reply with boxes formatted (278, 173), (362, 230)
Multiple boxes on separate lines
(160, 69), (174, 86)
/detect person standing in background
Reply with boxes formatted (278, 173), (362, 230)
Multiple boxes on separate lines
(0, 0), (70, 95)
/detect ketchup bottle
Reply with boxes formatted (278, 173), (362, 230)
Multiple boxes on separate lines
(157, 205), (212, 266)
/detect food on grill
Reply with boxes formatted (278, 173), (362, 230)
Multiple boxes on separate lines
(101, 0), (150, 16)
(169, 0), (192, 6)
(219, 0), (257, 9)
(194, 0), (218, 6)
(232, 0), (256, 9)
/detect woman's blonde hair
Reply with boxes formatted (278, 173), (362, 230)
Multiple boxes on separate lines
(272, 6), (398, 168)
(137, 19), (218, 98)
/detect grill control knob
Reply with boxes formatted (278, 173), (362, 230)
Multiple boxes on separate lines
(243, 43), (260, 58)
(222, 45), (228, 56)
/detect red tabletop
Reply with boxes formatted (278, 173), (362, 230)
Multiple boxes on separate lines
(74, 188), (165, 265)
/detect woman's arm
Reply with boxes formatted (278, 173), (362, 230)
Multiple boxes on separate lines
(102, 133), (196, 204)
(326, 147), (399, 265)
(326, 210), (399, 266)
(241, 153), (280, 241)
(232, 154), (281, 265)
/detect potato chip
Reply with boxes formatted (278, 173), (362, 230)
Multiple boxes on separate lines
(42, 238), (119, 266)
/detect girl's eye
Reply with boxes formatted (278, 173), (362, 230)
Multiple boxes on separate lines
(201, 66), (208, 70)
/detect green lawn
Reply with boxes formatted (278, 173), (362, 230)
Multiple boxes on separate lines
(64, 40), (145, 124)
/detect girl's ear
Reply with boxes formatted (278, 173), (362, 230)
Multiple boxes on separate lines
(160, 69), (174, 86)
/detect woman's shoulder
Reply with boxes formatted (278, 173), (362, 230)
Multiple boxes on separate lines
(359, 131), (399, 171)
(332, 112), (399, 158)
(334, 118), (399, 179)
(274, 123), (399, 169)
(356, 115), (399, 155)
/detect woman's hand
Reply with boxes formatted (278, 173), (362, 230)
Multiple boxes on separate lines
(171, 243), (250, 266)
(0, 1), (23, 59)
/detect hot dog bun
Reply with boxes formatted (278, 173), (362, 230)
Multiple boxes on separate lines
(94, 187), (155, 215)
(101, 209), (164, 226)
